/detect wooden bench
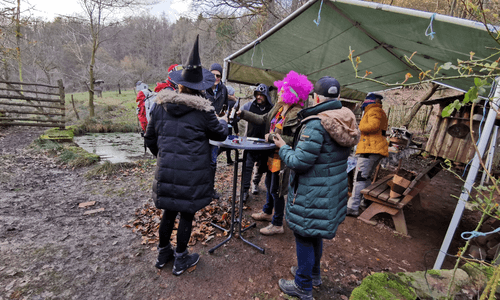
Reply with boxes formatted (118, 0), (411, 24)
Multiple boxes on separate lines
(357, 161), (442, 235)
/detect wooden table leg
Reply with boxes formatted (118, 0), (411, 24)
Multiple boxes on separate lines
(358, 203), (384, 226)
(358, 202), (400, 227)
(392, 209), (408, 235)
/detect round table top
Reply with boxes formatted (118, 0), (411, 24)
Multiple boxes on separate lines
(210, 135), (276, 150)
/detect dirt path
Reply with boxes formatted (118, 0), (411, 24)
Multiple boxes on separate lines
(0, 126), (477, 300)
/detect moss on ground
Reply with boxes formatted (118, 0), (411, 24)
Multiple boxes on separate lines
(30, 138), (99, 168)
(40, 126), (79, 142)
(350, 272), (417, 300)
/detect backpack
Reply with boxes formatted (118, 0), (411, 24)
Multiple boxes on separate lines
(136, 88), (156, 132)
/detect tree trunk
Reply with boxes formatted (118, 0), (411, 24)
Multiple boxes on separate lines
(88, 31), (98, 118)
(402, 83), (439, 129)
(16, 0), (23, 85)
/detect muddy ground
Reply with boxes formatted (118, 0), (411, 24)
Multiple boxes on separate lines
(0, 126), (480, 300)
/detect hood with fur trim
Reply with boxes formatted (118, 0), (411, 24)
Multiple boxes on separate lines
(155, 89), (214, 117)
(301, 105), (360, 148)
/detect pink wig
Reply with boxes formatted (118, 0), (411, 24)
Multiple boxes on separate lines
(274, 70), (313, 107)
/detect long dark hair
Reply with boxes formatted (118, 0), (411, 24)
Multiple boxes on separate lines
(178, 84), (204, 97)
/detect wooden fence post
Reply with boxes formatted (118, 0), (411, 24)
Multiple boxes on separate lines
(58, 79), (65, 129)
(71, 95), (80, 120)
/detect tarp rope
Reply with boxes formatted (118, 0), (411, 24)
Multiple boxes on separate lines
(313, 0), (324, 26)
(251, 41), (261, 67)
(425, 13), (437, 40)
(461, 227), (500, 240)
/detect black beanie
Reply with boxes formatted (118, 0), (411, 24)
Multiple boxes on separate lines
(210, 63), (223, 74)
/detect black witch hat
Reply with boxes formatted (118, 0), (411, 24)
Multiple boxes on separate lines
(168, 35), (215, 91)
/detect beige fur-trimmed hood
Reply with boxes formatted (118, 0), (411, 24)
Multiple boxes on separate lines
(303, 107), (360, 148)
(155, 89), (214, 112)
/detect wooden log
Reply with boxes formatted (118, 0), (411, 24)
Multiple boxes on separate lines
(0, 80), (58, 88)
(0, 87), (59, 96)
(0, 95), (62, 103)
(0, 117), (63, 122)
(0, 121), (65, 127)
(0, 101), (63, 110)
(0, 109), (64, 116)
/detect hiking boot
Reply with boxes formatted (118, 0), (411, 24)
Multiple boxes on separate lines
(291, 266), (322, 287)
(346, 208), (359, 217)
(155, 244), (174, 269)
(242, 192), (249, 203)
(360, 199), (367, 209)
(251, 211), (273, 222)
(278, 279), (313, 300)
(251, 183), (259, 195)
(172, 250), (200, 276)
(260, 223), (284, 235)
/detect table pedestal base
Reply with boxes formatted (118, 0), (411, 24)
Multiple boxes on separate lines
(209, 150), (265, 254)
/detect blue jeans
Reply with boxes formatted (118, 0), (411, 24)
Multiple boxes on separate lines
(294, 232), (322, 291)
(263, 170), (284, 226)
(210, 145), (219, 191)
(242, 150), (266, 191)
(347, 154), (383, 211)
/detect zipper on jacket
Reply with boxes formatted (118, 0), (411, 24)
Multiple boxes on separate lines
(292, 190), (297, 206)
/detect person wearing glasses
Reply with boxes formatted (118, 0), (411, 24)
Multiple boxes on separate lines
(206, 63), (229, 117)
(238, 70), (313, 235)
(239, 83), (274, 202)
(206, 63), (230, 199)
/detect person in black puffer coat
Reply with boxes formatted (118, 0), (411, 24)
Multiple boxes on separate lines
(144, 35), (228, 276)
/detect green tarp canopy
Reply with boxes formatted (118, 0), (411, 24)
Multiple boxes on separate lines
(224, 0), (499, 100)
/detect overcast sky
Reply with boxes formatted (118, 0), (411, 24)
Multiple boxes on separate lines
(28, 0), (192, 22)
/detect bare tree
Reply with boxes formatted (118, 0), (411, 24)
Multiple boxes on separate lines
(77, 0), (148, 117)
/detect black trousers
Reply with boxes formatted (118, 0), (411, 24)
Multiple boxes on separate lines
(158, 209), (195, 253)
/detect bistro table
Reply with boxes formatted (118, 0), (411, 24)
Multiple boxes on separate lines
(208, 135), (275, 254)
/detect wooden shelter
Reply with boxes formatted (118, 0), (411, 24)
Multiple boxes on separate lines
(423, 94), (500, 175)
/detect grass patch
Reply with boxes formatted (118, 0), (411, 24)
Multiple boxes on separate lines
(30, 138), (100, 168)
(65, 90), (141, 134)
(84, 160), (138, 179)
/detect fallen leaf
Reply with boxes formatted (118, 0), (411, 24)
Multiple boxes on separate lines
(78, 201), (96, 208)
(187, 265), (197, 273)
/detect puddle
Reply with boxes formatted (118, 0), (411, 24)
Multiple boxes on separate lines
(74, 133), (154, 163)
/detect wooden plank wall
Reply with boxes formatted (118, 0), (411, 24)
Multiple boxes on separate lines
(0, 79), (65, 129)
(425, 101), (500, 174)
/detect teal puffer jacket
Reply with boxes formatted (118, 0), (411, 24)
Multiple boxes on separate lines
(279, 100), (360, 239)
